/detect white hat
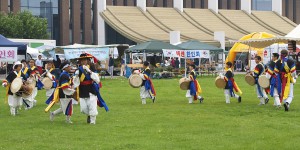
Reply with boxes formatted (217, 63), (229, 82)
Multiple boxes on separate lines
(13, 61), (24, 69)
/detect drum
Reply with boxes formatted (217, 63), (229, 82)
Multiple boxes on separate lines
(258, 75), (270, 88)
(179, 78), (190, 90)
(21, 83), (34, 98)
(129, 74), (143, 88)
(245, 74), (255, 86)
(42, 77), (53, 90)
(10, 77), (23, 93)
(72, 88), (79, 101)
(215, 76), (226, 89)
(27, 76), (36, 88)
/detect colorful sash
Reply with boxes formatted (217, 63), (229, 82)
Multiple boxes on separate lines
(142, 67), (156, 97)
(188, 70), (202, 100)
(224, 68), (242, 97)
(4, 71), (22, 103)
(79, 66), (109, 112)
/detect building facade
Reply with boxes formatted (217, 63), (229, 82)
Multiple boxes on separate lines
(0, 0), (299, 46)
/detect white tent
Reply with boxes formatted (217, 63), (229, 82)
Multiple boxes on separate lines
(27, 46), (39, 53)
(286, 24), (300, 38)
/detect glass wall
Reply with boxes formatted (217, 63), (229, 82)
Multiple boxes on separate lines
(252, 0), (272, 11)
(20, 0), (59, 40)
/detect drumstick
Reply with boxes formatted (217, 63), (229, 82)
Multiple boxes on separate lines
(45, 101), (56, 113)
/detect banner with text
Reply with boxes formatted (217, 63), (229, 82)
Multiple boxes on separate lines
(0, 47), (18, 62)
(162, 49), (210, 58)
(63, 47), (110, 61)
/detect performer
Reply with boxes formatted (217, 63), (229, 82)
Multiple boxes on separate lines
(44, 61), (57, 99)
(186, 64), (204, 104)
(2, 61), (27, 116)
(266, 53), (281, 108)
(253, 56), (269, 105)
(220, 62), (242, 104)
(21, 60), (29, 78)
(274, 50), (297, 111)
(23, 59), (42, 108)
(73, 53), (108, 124)
(139, 61), (156, 104)
(47, 62), (75, 123)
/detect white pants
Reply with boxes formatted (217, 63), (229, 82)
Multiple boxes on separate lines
(224, 89), (239, 103)
(60, 98), (72, 115)
(108, 66), (114, 77)
(8, 95), (22, 108)
(120, 64), (125, 76)
(256, 84), (268, 104)
(273, 88), (281, 106)
(8, 95), (22, 115)
(46, 88), (55, 99)
(80, 93), (98, 116)
(32, 87), (38, 100)
(186, 90), (202, 103)
(140, 86), (152, 99)
(283, 83), (294, 104)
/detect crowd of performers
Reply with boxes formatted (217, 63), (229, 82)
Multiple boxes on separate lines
(219, 49), (297, 111)
(1, 49), (297, 123)
(2, 54), (109, 124)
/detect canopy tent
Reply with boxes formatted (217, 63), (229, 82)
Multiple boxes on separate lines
(0, 34), (27, 54)
(125, 40), (181, 53)
(286, 24), (300, 38)
(177, 40), (223, 52)
(226, 32), (275, 64)
(237, 36), (300, 48)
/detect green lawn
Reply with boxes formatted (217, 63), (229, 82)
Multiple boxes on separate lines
(0, 75), (300, 150)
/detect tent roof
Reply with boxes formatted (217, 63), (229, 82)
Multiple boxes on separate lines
(126, 40), (181, 53)
(286, 24), (300, 38)
(177, 40), (223, 52)
(0, 34), (27, 51)
(237, 36), (300, 48)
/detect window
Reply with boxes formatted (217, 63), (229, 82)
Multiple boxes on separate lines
(252, 0), (272, 11)
(218, 0), (222, 9)
(163, 0), (167, 7)
(191, 0), (195, 8)
(124, 0), (127, 6)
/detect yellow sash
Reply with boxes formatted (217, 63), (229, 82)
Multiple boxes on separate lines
(5, 71), (22, 103)
(283, 62), (293, 100)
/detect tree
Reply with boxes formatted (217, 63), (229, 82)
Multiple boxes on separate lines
(0, 11), (48, 39)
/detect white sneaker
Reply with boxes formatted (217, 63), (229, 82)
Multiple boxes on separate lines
(50, 112), (54, 121)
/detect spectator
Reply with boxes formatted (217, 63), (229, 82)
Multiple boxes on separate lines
(171, 58), (175, 68)
(35, 55), (43, 74)
(164, 58), (170, 67)
(54, 55), (61, 68)
(108, 55), (114, 79)
(120, 56), (125, 76)
(175, 58), (180, 69)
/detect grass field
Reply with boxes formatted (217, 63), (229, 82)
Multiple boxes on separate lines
(0, 75), (300, 150)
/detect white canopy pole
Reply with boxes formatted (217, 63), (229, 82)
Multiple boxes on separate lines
(184, 51), (187, 78)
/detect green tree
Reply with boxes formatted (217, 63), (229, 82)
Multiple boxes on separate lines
(0, 11), (48, 39)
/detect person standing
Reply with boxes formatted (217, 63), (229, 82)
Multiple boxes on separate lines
(139, 61), (156, 104)
(175, 58), (180, 69)
(2, 61), (27, 116)
(274, 50), (297, 111)
(108, 55), (114, 79)
(253, 56), (269, 105)
(120, 57), (125, 76)
(35, 55), (43, 74)
(54, 55), (61, 69)
(220, 62), (242, 104)
(171, 58), (175, 68)
(266, 53), (281, 108)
